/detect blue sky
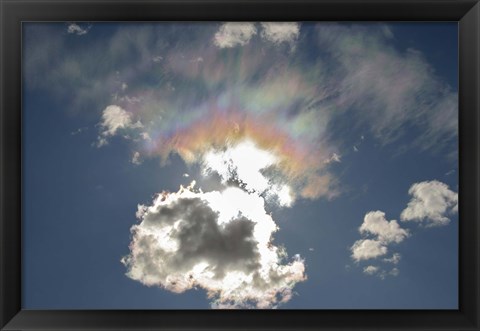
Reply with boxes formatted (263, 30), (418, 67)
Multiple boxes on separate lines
(22, 22), (458, 309)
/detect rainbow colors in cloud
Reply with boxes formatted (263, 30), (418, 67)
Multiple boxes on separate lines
(82, 22), (457, 308)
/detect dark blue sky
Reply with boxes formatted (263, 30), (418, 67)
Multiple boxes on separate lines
(22, 22), (458, 309)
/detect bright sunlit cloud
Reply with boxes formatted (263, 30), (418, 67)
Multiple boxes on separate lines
(122, 181), (306, 308)
(201, 140), (294, 206)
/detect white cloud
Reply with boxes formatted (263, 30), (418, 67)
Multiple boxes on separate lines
(363, 265), (399, 279)
(351, 180), (457, 278)
(260, 22), (300, 45)
(202, 140), (294, 207)
(131, 151), (141, 165)
(122, 182), (306, 308)
(97, 105), (143, 147)
(389, 267), (400, 277)
(351, 239), (388, 262)
(71, 126), (88, 136)
(214, 23), (257, 48)
(67, 23), (90, 36)
(383, 253), (401, 265)
(363, 265), (379, 275)
(351, 211), (408, 264)
(360, 211), (409, 244)
(140, 132), (151, 141)
(400, 180), (458, 226)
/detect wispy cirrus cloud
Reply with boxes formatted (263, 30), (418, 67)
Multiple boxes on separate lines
(316, 24), (457, 149)
(24, 22), (457, 174)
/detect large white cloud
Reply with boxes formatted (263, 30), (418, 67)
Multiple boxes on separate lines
(400, 180), (458, 226)
(213, 23), (257, 48)
(122, 182), (306, 308)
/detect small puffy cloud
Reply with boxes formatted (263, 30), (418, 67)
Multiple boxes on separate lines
(364, 265), (399, 279)
(389, 267), (400, 277)
(400, 180), (458, 226)
(97, 105), (143, 147)
(140, 132), (151, 141)
(260, 22), (300, 45)
(360, 211), (409, 244)
(363, 265), (380, 275)
(351, 180), (457, 278)
(383, 253), (401, 265)
(67, 23), (90, 36)
(351, 239), (388, 262)
(214, 23), (257, 48)
(71, 126), (88, 136)
(122, 183), (306, 308)
(351, 211), (408, 264)
(131, 151), (141, 165)
(99, 105), (138, 136)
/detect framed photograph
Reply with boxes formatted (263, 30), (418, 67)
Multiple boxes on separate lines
(1, 0), (479, 330)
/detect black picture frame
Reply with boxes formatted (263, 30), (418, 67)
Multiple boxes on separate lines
(1, 0), (479, 330)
